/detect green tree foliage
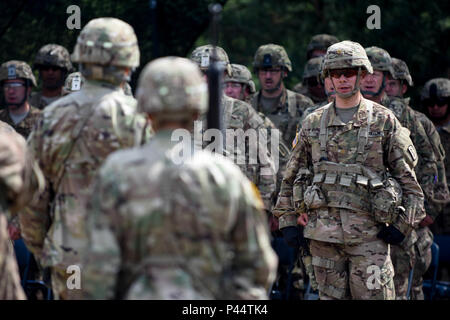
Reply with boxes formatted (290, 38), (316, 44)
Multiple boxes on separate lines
(0, 0), (226, 90)
(196, 0), (449, 108)
(0, 0), (447, 108)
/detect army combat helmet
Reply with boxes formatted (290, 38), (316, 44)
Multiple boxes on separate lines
(362, 46), (395, 97)
(34, 44), (73, 73)
(421, 78), (450, 100)
(136, 57), (208, 120)
(303, 56), (324, 85)
(306, 34), (339, 59)
(421, 78), (450, 113)
(190, 44), (232, 76)
(0, 60), (36, 106)
(224, 64), (256, 94)
(253, 44), (292, 73)
(391, 57), (413, 87)
(71, 18), (140, 84)
(322, 40), (373, 98)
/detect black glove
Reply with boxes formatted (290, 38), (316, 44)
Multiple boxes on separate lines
(281, 226), (305, 249)
(377, 224), (405, 245)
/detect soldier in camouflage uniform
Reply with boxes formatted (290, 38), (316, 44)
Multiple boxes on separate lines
(0, 61), (42, 247)
(190, 45), (276, 215)
(62, 72), (84, 96)
(31, 44), (73, 110)
(81, 56), (277, 300)
(223, 63), (290, 232)
(251, 44), (313, 218)
(0, 61), (41, 139)
(223, 63), (256, 104)
(296, 57), (333, 127)
(294, 57), (327, 104)
(19, 18), (150, 300)
(251, 44), (313, 148)
(274, 40), (425, 300)
(363, 47), (437, 300)
(422, 78), (450, 236)
(362, 47), (437, 203)
(383, 57), (442, 299)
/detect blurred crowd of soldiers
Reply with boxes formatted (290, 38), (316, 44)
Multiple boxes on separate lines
(0, 17), (449, 300)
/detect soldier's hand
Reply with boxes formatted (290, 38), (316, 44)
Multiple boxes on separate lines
(419, 215), (434, 227)
(297, 213), (308, 226)
(377, 224), (405, 245)
(281, 226), (301, 249)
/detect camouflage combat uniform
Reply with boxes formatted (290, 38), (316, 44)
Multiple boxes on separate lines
(383, 57), (442, 299)
(363, 49), (436, 299)
(251, 44), (314, 213)
(274, 41), (425, 300)
(19, 18), (150, 300)
(30, 44), (73, 110)
(81, 57), (277, 300)
(0, 107), (41, 139)
(422, 78), (450, 235)
(191, 45), (277, 212)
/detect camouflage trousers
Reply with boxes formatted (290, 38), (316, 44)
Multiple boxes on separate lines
(309, 239), (395, 300)
(411, 227), (433, 300)
(391, 227), (433, 300)
(391, 238), (415, 300)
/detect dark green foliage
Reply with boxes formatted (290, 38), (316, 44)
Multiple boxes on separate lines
(0, 0), (447, 107)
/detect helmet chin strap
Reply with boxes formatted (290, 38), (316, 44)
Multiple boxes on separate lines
(360, 73), (385, 98)
(329, 67), (362, 99)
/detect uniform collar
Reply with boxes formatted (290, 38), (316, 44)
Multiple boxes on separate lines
(327, 97), (368, 128)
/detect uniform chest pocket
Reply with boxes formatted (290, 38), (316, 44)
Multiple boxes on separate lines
(366, 133), (384, 153)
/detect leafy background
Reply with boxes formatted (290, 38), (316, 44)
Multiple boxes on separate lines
(0, 0), (448, 110)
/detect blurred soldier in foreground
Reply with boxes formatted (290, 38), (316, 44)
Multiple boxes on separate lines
(191, 45), (276, 215)
(274, 40), (425, 299)
(81, 57), (277, 300)
(0, 124), (43, 300)
(31, 44), (73, 109)
(19, 18), (150, 299)
(0, 61), (41, 139)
